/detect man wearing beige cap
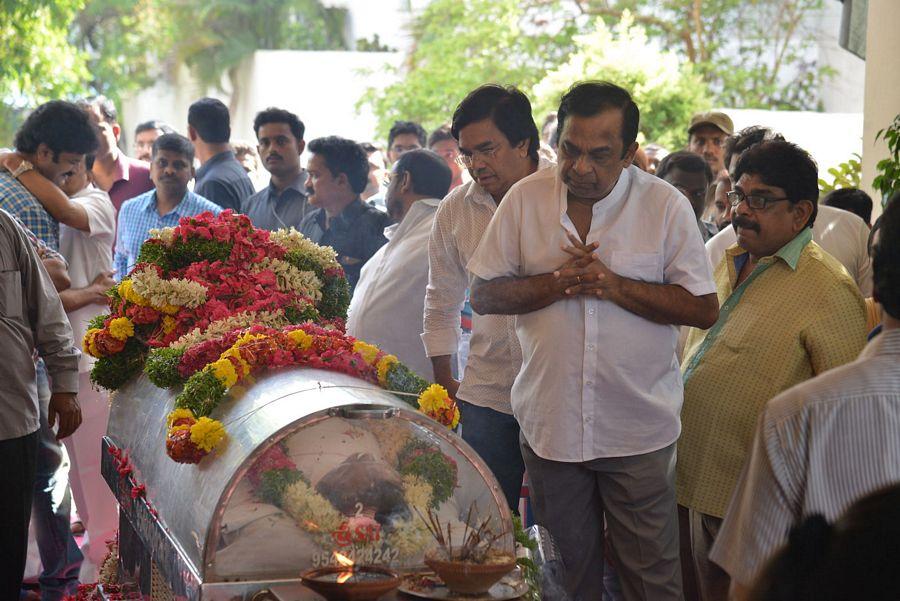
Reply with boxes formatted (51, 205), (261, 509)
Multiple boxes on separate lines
(688, 111), (734, 176)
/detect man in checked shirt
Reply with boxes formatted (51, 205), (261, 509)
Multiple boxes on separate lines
(422, 85), (553, 511)
(0, 100), (94, 600)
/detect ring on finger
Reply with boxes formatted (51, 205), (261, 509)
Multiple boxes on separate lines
(576, 275), (582, 284)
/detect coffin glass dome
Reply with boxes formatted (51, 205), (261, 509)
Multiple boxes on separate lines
(206, 386), (513, 580)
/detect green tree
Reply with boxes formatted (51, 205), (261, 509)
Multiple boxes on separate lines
(567, 0), (833, 110)
(532, 14), (710, 149)
(362, 0), (579, 141)
(0, 0), (90, 143)
(70, 0), (165, 105)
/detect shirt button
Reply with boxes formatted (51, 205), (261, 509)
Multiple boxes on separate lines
(585, 416), (592, 422)
(586, 381), (593, 387)
(587, 344), (595, 351)
(588, 308), (596, 316)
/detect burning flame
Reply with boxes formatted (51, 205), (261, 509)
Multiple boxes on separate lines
(334, 551), (354, 584)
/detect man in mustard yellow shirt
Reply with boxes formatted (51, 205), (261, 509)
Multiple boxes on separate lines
(677, 140), (867, 601)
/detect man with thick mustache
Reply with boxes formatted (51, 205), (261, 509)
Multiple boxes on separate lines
(114, 134), (221, 280)
(676, 140), (868, 601)
(469, 81), (719, 601)
(242, 107), (310, 231)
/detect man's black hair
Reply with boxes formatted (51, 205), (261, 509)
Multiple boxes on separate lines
(723, 126), (785, 175)
(85, 154), (96, 171)
(821, 187), (873, 225)
(360, 142), (380, 155)
(78, 95), (118, 124)
(451, 85), (540, 161)
(253, 107), (305, 141)
(308, 136), (369, 195)
(188, 97), (231, 144)
(655, 151), (713, 185)
(152, 133), (195, 163)
(733, 140), (819, 228)
(388, 121), (427, 150)
(556, 81), (639, 156)
(427, 124), (454, 148)
(873, 192), (900, 320)
(14, 100), (99, 158)
(135, 120), (174, 136)
(394, 149), (453, 200)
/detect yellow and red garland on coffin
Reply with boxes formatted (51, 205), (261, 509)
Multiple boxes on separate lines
(145, 323), (459, 463)
(82, 211), (459, 464)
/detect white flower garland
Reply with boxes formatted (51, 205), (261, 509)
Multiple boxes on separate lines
(254, 258), (323, 301)
(130, 265), (207, 309)
(171, 309), (290, 349)
(270, 228), (341, 270)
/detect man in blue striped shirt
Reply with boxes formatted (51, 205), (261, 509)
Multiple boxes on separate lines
(114, 133), (222, 280)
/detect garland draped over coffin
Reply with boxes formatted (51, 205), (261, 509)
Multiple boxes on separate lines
(83, 211), (459, 464)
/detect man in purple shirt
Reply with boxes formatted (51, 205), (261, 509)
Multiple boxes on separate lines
(79, 96), (154, 213)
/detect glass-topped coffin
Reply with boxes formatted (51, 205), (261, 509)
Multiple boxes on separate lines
(212, 409), (512, 579)
(105, 366), (512, 586)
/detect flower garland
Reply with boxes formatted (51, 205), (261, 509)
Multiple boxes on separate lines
(244, 439), (455, 564)
(83, 211), (459, 465)
(85, 211), (347, 390)
(144, 322), (459, 463)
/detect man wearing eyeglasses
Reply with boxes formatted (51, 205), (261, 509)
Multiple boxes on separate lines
(656, 150), (717, 241)
(687, 111), (733, 176)
(422, 85), (552, 514)
(677, 140), (867, 601)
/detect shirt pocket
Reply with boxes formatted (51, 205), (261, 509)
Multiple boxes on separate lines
(0, 270), (24, 320)
(610, 251), (663, 283)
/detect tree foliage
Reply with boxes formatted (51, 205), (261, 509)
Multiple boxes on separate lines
(362, 0), (579, 141)
(569, 0), (833, 110)
(532, 14), (710, 149)
(1, 0), (350, 144)
(0, 0), (90, 142)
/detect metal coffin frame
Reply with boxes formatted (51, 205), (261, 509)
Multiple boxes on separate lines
(102, 367), (508, 599)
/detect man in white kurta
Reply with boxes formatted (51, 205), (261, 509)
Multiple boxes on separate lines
(347, 149), (453, 379)
(469, 82), (718, 601)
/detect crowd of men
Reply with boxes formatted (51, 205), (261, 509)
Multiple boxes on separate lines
(0, 81), (897, 601)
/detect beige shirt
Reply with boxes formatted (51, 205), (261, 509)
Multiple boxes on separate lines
(710, 329), (900, 586)
(421, 158), (553, 415)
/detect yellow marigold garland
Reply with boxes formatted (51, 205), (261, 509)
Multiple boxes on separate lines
(83, 328), (102, 357)
(108, 317), (135, 341)
(353, 340), (380, 365)
(287, 328), (314, 350)
(376, 354), (399, 386)
(166, 408), (195, 429)
(190, 417), (226, 452)
(209, 358), (238, 388)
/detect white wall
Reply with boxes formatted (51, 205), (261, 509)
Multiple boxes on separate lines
(861, 0), (900, 215)
(121, 50), (403, 152)
(725, 108), (863, 177)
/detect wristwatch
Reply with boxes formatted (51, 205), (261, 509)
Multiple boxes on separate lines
(10, 160), (34, 179)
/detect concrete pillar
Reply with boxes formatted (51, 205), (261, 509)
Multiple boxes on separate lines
(860, 0), (900, 218)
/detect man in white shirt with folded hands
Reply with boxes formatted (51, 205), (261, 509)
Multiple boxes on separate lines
(469, 81), (719, 601)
